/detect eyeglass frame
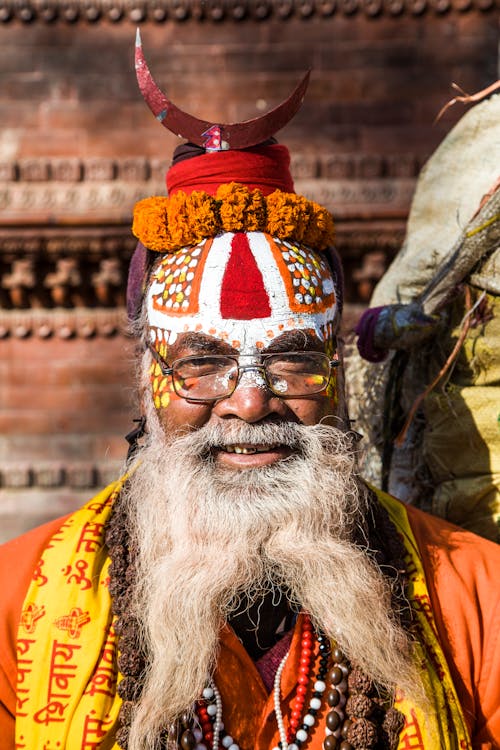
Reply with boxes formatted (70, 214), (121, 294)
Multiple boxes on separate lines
(146, 343), (340, 402)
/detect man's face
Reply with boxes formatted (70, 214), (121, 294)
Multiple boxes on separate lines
(149, 327), (337, 469)
(145, 231), (340, 465)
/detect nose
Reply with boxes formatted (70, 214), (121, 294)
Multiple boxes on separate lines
(213, 367), (286, 423)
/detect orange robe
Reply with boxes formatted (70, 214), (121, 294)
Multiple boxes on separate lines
(0, 502), (498, 749)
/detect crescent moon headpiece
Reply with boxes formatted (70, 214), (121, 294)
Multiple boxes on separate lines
(135, 29), (310, 151)
(129, 36), (342, 337)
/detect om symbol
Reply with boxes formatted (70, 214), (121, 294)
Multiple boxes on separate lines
(62, 559), (92, 590)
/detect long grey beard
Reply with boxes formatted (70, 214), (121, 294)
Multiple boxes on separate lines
(122, 415), (421, 750)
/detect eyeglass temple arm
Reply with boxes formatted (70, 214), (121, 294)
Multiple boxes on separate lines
(147, 344), (173, 375)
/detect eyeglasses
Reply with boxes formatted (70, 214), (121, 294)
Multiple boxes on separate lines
(148, 345), (340, 402)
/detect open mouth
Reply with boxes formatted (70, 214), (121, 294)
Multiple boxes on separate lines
(223, 443), (283, 455)
(213, 442), (294, 467)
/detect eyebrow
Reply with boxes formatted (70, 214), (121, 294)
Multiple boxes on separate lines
(263, 330), (330, 354)
(168, 333), (235, 360)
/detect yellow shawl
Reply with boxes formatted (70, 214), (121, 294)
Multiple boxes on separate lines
(15, 481), (471, 749)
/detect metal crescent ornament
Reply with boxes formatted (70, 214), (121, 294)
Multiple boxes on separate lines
(135, 29), (310, 151)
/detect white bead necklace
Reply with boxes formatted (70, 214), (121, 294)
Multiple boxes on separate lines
(272, 650), (291, 750)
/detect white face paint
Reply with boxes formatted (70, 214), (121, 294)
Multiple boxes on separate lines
(234, 365), (268, 391)
(146, 231), (338, 359)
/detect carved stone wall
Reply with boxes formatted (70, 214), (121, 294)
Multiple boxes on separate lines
(0, 5), (498, 540)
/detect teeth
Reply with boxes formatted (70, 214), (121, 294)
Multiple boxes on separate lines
(224, 444), (279, 454)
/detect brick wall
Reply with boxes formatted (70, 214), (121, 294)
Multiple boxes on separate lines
(0, 333), (137, 540)
(1, 16), (498, 164)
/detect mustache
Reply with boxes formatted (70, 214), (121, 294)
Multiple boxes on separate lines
(173, 420), (307, 454)
(160, 420), (358, 468)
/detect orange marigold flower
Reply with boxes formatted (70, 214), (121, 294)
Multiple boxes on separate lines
(217, 183), (251, 232)
(304, 202), (335, 250)
(132, 197), (170, 252)
(186, 191), (220, 244)
(214, 183), (266, 233)
(132, 187), (334, 254)
(266, 192), (309, 242)
(246, 188), (268, 232)
(167, 192), (196, 250)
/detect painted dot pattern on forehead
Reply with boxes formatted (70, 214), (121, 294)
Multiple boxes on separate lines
(271, 238), (336, 314)
(151, 240), (210, 316)
(147, 231), (338, 350)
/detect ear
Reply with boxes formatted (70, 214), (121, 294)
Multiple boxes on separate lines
(137, 347), (153, 415)
(125, 416), (147, 460)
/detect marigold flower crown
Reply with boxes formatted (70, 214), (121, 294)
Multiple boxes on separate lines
(132, 182), (335, 254)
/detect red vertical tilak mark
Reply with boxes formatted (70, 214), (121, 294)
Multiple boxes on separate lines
(220, 233), (271, 320)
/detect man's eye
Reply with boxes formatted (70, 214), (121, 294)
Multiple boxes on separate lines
(270, 354), (324, 372)
(177, 357), (233, 377)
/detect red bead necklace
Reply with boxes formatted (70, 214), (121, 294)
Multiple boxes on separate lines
(287, 615), (315, 742)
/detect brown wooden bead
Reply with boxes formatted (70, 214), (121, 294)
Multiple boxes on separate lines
(328, 666), (343, 685)
(348, 668), (373, 694)
(347, 717), (378, 748)
(332, 647), (345, 662)
(346, 693), (374, 718)
(180, 729), (196, 750)
(323, 735), (339, 750)
(119, 701), (134, 725)
(327, 688), (341, 707)
(326, 709), (341, 732)
(180, 711), (191, 727)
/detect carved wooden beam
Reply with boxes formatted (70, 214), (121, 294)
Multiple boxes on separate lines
(0, 0), (494, 23)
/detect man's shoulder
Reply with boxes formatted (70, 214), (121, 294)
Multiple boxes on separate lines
(0, 478), (122, 606)
(0, 513), (73, 690)
(373, 485), (499, 556)
(373, 487), (500, 601)
(0, 514), (71, 612)
(0, 513), (71, 565)
(405, 498), (500, 565)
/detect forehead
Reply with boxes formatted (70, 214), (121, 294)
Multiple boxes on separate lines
(146, 231), (337, 352)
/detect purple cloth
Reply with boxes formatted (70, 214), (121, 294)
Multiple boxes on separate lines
(126, 242), (148, 321)
(255, 630), (294, 693)
(354, 306), (389, 363)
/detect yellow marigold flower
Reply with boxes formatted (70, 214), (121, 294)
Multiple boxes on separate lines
(132, 197), (170, 252)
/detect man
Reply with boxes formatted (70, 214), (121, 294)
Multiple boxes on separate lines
(0, 36), (498, 750)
